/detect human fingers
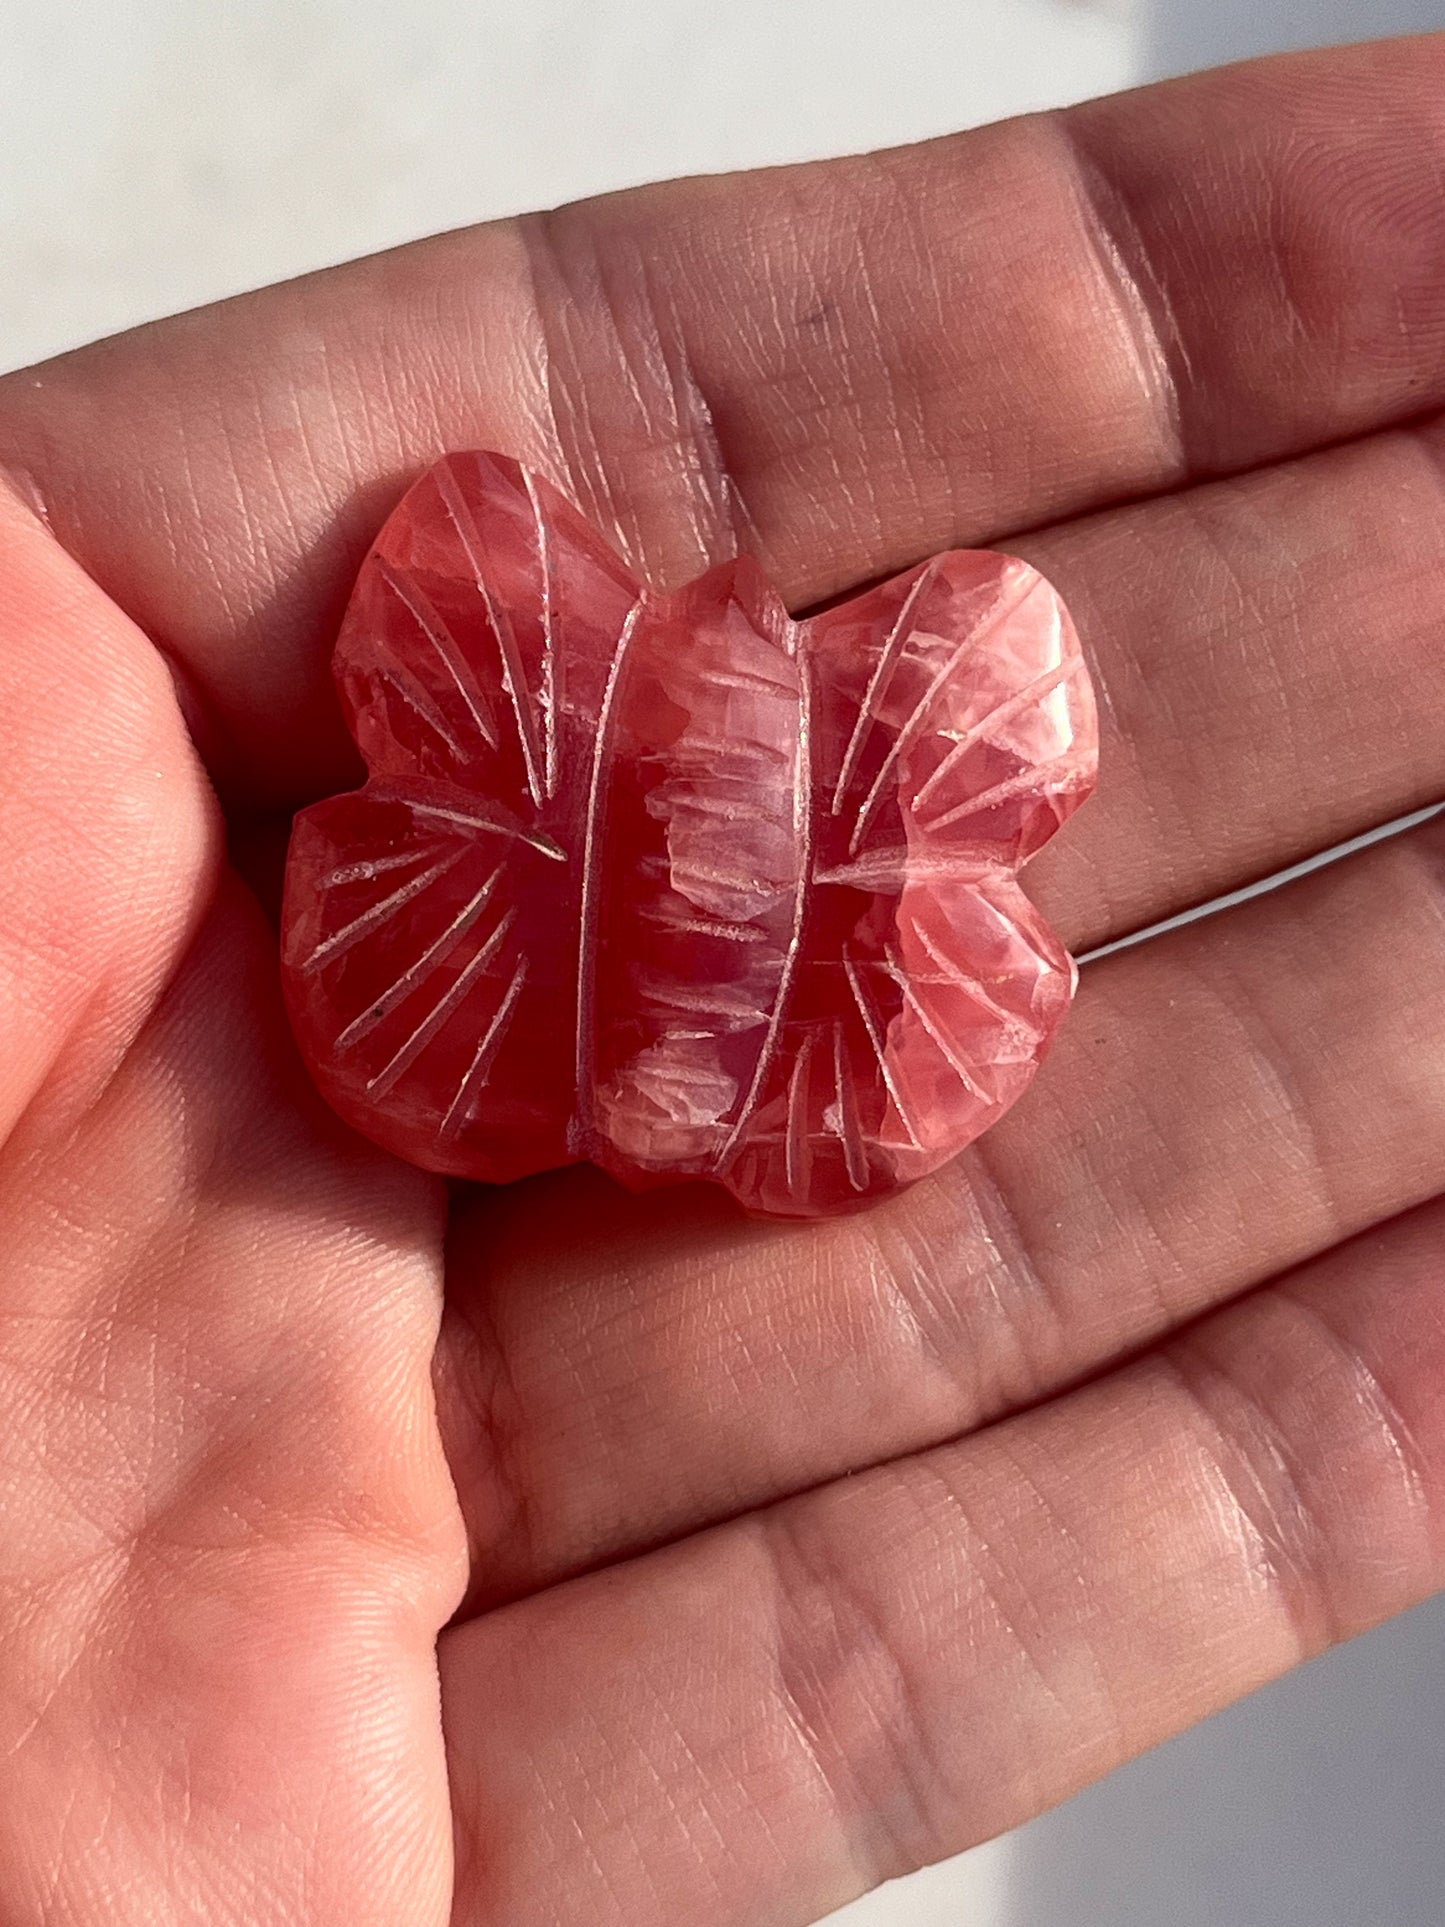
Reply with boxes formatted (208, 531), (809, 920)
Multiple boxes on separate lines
(439, 1191), (1445, 1927)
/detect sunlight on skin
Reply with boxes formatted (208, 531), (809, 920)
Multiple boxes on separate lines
(0, 36), (1444, 1927)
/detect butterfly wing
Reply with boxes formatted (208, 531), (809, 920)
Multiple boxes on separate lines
(714, 550), (1095, 1216)
(280, 451), (641, 1181)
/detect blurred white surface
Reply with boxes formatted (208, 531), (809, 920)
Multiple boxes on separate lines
(4, 3), (1444, 1924)
(0, 0), (1128, 374)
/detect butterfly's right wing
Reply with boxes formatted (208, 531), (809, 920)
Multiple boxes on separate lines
(714, 550), (1095, 1216)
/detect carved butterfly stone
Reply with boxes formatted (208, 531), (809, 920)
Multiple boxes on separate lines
(280, 451), (1097, 1219)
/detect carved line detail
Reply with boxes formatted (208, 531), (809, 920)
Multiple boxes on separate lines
(375, 556), (498, 752)
(302, 844), (467, 973)
(573, 597), (645, 1151)
(367, 908), (518, 1100)
(435, 461), (546, 806)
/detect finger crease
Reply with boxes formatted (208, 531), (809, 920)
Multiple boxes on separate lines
(1154, 1341), (1334, 1657)
(1045, 115), (1191, 486)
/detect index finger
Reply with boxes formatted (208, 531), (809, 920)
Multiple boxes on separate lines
(1, 35), (1443, 804)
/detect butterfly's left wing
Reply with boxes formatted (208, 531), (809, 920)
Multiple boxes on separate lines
(281, 451), (641, 1182)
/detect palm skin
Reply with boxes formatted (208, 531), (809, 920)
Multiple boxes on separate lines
(4, 34), (1445, 1927)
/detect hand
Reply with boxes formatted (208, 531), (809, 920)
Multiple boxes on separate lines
(3, 35), (1444, 1927)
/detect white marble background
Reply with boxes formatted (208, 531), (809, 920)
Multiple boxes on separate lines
(3, 3), (1444, 1922)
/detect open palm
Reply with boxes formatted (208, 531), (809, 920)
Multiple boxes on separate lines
(4, 37), (1445, 1927)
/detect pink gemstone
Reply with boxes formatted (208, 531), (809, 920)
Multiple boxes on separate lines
(280, 452), (1096, 1218)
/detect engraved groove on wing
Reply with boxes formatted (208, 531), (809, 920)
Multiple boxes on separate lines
(911, 658), (1076, 810)
(434, 461), (547, 807)
(648, 986), (770, 1026)
(916, 748), (1086, 835)
(636, 906), (771, 944)
(374, 557), (498, 752)
(334, 863), (505, 1051)
(665, 790), (792, 825)
(320, 846), (443, 890)
(301, 845), (468, 973)
(574, 598), (644, 1141)
(843, 943), (923, 1149)
(967, 885), (1066, 976)
(847, 572), (1036, 856)
(704, 664), (798, 697)
(375, 663), (469, 763)
(784, 1027), (818, 1197)
(909, 919), (1018, 1028)
(883, 950), (992, 1104)
(831, 1017), (869, 1191)
(831, 558), (941, 815)
(403, 798), (566, 859)
(441, 956), (530, 1138)
(522, 466), (560, 799)
(687, 735), (792, 766)
(366, 908), (518, 1099)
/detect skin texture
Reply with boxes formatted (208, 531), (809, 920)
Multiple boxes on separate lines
(2, 32), (1445, 1925)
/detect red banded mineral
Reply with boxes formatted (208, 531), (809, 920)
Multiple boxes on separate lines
(280, 452), (1097, 1218)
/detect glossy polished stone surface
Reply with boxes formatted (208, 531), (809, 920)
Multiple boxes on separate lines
(281, 451), (1096, 1217)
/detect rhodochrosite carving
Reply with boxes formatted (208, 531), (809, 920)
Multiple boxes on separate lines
(280, 452), (1096, 1217)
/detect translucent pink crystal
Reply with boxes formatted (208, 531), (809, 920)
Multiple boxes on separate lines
(280, 451), (1096, 1218)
